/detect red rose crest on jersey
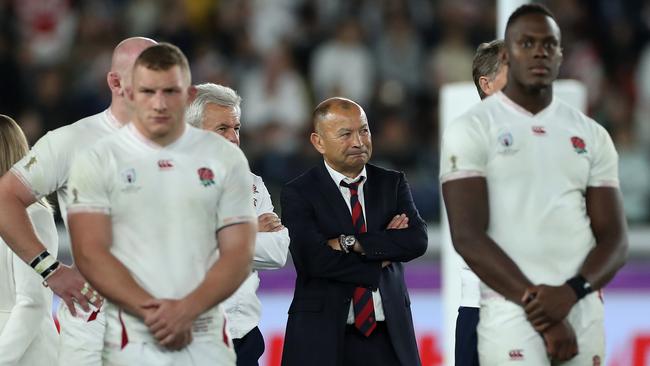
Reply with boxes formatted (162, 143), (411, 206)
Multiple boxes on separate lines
(508, 349), (524, 361)
(198, 167), (215, 186)
(571, 136), (587, 154)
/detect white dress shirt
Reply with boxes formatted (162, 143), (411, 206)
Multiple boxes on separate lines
(223, 174), (290, 339)
(323, 161), (386, 323)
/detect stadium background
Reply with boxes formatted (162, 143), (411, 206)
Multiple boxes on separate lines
(1, 0), (649, 365)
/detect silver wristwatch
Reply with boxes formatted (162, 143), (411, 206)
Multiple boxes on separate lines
(339, 235), (356, 253)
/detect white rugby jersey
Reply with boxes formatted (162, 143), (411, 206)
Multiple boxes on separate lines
(440, 91), (619, 299)
(11, 110), (122, 226)
(0, 204), (58, 364)
(67, 124), (256, 342)
(223, 174), (289, 339)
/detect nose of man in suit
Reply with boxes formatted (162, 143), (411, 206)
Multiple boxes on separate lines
(310, 97), (373, 179)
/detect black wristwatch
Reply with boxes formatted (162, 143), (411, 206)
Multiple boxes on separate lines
(339, 235), (356, 253)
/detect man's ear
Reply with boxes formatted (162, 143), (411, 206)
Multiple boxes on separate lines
(107, 72), (121, 93)
(310, 132), (325, 154)
(478, 76), (490, 95)
(187, 85), (197, 104)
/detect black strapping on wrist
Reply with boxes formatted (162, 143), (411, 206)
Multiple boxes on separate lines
(29, 250), (50, 268)
(565, 274), (593, 300)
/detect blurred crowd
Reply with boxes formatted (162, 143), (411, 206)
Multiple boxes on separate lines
(1, 0), (650, 223)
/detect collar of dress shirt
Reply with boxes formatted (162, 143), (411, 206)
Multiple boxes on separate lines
(323, 160), (367, 187)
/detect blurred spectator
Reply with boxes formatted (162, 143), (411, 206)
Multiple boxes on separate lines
(425, 2), (476, 94)
(240, 44), (310, 156)
(613, 120), (650, 223)
(14, 0), (77, 66)
(375, 10), (423, 94)
(311, 18), (374, 106)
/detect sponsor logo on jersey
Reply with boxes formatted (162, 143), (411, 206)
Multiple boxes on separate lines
(532, 126), (546, 135)
(24, 156), (37, 171)
(157, 159), (174, 169)
(571, 136), (587, 154)
(508, 349), (524, 361)
(198, 167), (215, 186)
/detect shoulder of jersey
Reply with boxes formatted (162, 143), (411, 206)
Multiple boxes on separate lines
(553, 98), (600, 129)
(41, 111), (107, 145)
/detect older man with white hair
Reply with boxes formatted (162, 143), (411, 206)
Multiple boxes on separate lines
(185, 83), (290, 366)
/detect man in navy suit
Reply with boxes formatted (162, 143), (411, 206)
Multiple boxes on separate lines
(280, 97), (428, 366)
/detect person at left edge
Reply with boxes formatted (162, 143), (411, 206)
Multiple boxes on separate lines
(280, 97), (427, 366)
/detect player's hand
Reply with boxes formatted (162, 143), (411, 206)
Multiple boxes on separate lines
(522, 284), (577, 332)
(542, 319), (578, 361)
(46, 265), (101, 316)
(386, 214), (409, 230)
(258, 213), (284, 232)
(142, 298), (198, 350)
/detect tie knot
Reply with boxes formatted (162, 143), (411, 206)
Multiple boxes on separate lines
(340, 177), (364, 191)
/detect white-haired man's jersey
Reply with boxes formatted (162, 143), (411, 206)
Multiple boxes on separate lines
(440, 91), (619, 299)
(11, 109), (122, 226)
(67, 124), (256, 345)
(223, 174), (289, 339)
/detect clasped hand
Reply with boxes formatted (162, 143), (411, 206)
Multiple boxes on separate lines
(523, 284), (579, 361)
(141, 299), (197, 350)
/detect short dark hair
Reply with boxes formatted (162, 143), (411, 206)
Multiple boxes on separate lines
(312, 97), (359, 133)
(505, 3), (556, 34)
(133, 42), (190, 81)
(472, 40), (505, 99)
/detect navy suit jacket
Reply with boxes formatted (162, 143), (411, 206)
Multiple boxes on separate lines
(280, 162), (428, 366)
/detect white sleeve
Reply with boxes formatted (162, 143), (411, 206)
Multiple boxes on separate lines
(66, 148), (111, 215)
(0, 205), (58, 364)
(216, 147), (256, 230)
(252, 177), (289, 270)
(11, 132), (68, 199)
(588, 124), (619, 188)
(439, 117), (489, 183)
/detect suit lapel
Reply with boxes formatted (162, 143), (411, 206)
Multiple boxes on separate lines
(362, 164), (380, 232)
(315, 162), (355, 232)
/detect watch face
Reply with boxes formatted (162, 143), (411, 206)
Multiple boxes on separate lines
(343, 236), (356, 247)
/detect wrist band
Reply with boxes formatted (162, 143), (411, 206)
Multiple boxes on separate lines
(29, 250), (50, 269)
(565, 275), (593, 300)
(29, 250), (61, 279)
(41, 261), (60, 280)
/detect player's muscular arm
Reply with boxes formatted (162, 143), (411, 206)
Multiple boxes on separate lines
(582, 187), (628, 289)
(68, 212), (154, 318)
(0, 172), (95, 315)
(524, 187), (628, 331)
(143, 221), (256, 348)
(0, 172), (46, 262)
(442, 177), (533, 305)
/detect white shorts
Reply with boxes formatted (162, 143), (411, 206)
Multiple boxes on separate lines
(57, 301), (106, 366)
(102, 339), (236, 366)
(478, 292), (605, 365)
